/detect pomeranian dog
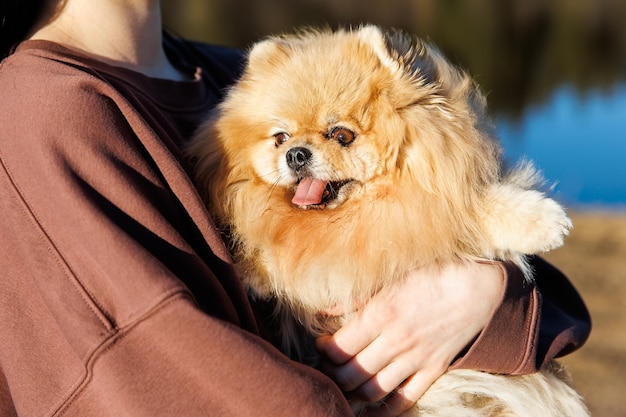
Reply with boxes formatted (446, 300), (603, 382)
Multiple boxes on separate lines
(187, 25), (589, 416)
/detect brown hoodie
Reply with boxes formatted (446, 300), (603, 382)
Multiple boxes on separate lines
(0, 35), (590, 416)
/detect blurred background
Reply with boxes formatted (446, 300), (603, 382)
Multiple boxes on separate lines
(161, 0), (625, 415)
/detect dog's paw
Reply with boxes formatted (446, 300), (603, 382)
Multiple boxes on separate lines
(512, 194), (572, 253)
(482, 184), (572, 256)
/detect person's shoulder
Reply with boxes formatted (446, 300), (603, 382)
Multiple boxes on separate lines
(0, 41), (122, 110)
(0, 43), (129, 151)
(2, 40), (107, 83)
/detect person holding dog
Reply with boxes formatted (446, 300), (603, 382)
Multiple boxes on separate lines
(0, 0), (590, 416)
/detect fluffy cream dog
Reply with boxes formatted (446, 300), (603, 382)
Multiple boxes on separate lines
(187, 25), (588, 416)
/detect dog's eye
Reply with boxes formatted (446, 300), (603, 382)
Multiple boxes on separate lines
(329, 127), (356, 146)
(274, 132), (290, 147)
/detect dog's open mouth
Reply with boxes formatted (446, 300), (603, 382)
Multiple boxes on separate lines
(292, 178), (353, 208)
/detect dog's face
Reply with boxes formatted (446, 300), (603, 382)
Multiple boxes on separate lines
(244, 78), (392, 209)
(214, 26), (492, 211)
(255, 86), (394, 209)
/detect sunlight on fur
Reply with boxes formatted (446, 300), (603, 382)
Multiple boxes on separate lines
(186, 25), (587, 416)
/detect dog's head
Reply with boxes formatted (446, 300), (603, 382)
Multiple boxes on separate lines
(209, 25), (499, 212)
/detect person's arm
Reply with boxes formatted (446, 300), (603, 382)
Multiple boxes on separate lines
(317, 259), (590, 416)
(451, 257), (590, 374)
(0, 52), (352, 417)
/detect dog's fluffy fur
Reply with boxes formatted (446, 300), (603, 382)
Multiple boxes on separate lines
(187, 25), (588, 416)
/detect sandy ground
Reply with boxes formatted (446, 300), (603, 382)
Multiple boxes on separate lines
(541, 212), (626, 417)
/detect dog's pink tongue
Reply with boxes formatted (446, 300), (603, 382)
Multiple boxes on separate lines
(292, 178), (328, 206)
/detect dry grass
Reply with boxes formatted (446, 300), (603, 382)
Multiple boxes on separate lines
(542, 211), (626, 417)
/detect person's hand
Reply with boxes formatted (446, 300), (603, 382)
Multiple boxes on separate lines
(315, 261), (505, 417)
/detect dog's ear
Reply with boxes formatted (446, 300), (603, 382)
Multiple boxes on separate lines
(246, 37), (291, 69)
(355, 25), (441, 83)
(357, 26), (479, 103)
(359, 26), (494, 145)
(356, 25), (407, 78)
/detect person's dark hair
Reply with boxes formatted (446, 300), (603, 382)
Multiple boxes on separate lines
(1, 0), (46, 60)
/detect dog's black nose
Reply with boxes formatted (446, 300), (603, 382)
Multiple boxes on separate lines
(286, 147), (312, 170)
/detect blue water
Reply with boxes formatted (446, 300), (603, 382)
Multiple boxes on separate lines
(496, 84), (626, 210)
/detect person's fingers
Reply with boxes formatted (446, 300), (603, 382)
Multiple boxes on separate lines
(320, 316), (426, 393)
(319, 359), (373, 393)
(315, 335), (354, 365)
(315, 312), (382, 365)
(353, 358), (419, 402)
(362, 367), (444, 417)
(319, 335), (394, 392)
